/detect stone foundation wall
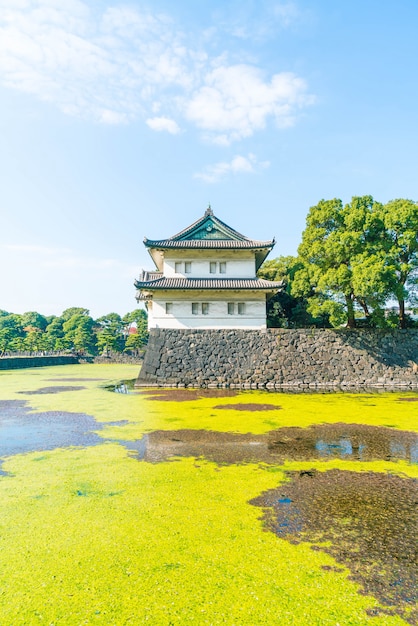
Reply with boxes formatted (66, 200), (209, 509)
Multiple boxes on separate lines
(136, 328), (418, 389)
(93, 353), (143, 364)
(0, 355), (79, 370)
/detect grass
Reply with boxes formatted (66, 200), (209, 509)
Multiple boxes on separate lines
(0, 363), (416, 625)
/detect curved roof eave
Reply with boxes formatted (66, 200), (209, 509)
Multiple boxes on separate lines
(134, 277), (283, 290)
(143, 238), (275, 250)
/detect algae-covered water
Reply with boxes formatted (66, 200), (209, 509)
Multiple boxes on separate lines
(0, 364), (416, 625)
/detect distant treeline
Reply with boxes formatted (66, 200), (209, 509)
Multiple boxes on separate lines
(0, 308), (148, 356)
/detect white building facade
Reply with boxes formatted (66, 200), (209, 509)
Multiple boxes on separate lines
(135, 208), (282, 330)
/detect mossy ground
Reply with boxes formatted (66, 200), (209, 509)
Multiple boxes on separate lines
(0, 364), (416, 625)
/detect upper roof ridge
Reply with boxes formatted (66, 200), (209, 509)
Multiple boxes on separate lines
(168, 207), (249, 242)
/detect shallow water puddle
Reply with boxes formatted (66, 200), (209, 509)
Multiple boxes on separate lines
(17, 385), (86, 394)
(124, 423), (418, 465)
(250, 469), (418, 625)
(0, 400), (104, 462)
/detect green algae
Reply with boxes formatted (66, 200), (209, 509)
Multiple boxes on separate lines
(0, 447), (410, 626)
(0, 364), (416, 625)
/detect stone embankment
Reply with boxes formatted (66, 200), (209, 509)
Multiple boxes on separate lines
(136, 328), (418, 389)
(93, 353), (143, 364)
(0, 355), (80, 370)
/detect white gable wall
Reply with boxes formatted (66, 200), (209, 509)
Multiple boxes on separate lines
(147, 292), (267, 329)
(163, 250), (256, 278)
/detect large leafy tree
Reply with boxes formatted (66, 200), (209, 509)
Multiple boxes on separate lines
(61, 307), (91, 321)
(95, 313), (124, 354)
(44, 317), (67, 351)
(0, 314), (24, 350)
(21, 311), (48, 332)
(292, 196), (391, 328)
(122, 309), (148, 353)
(23, 327), (48, 352)
(258, 256), (329, 328)
(62, 313), (96, 354)
(377, 199), (418, 328)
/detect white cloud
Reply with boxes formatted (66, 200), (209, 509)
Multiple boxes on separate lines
(0, 0), (314, 142)
(185, 65), (312, 144)
(194, 153), (270, 183)
(216, 1), (302, 41)
(146, 116), (180, 134)
(272, 2), (301, 27)
(0, 1), (191, 123)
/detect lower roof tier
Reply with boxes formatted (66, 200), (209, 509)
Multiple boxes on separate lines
(134, 277), (282, 291)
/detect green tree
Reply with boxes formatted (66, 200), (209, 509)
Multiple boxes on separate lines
(61, 307), (90, 321)
(24, 327), (46, 353)
(258, 256), (329, 328)
(0, 327), (15, 354)
(122, 309), (148, 348)
(44, 317), (67, 351)
(124, 331), (147, 355)
(292, 196), (389, 328)
(377, 199), (418, 328)
(122, 309), (148, 326)
(0, 314), (24, 351)
(62, 314), (96, 354)
(95, 313), (124, 354)
(21, 311), (48, 332)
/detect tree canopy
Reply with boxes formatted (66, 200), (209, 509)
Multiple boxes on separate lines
(0, 308), (148, 355)
(284, 196), (417, 328)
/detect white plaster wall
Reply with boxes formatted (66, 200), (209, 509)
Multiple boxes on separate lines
(148, 296), (267, 329)
(163, 252), (256, 278)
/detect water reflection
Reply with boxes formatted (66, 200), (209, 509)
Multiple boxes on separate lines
(121, 423), (418, 466)
(114, 383), (130, 394)
(316, 438), (353, 457)
(0, 400), (127, 462)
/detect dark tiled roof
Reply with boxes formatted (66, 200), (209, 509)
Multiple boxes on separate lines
(143, 208), (275, 249)
(169, 207), (248, 241)
(139, 271), (163, 281)
(143, 238), (274, 249)
(135, 277), (282, 291)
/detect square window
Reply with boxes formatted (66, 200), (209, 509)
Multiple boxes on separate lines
(192, 302), (199, 315)
(184, 262), (192, 274)
(238, 302), (246, 315)
(175, 262), (182, 273)
(219, 262), (226, 274)
(227, 302), (235, 315)
(209, 261), (217, 274)
(165, 302), (173, 314)
(202, 302), (209, 315)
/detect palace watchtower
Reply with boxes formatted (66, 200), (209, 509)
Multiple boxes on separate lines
(135, 207), (282, 329)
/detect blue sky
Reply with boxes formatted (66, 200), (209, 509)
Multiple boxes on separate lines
(0, 0), (417, 319)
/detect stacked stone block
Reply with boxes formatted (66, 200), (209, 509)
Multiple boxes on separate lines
(137, 329), (418, 389)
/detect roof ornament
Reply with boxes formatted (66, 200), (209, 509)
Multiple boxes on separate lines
(204, 204), (213, 216)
